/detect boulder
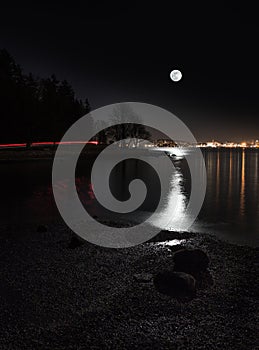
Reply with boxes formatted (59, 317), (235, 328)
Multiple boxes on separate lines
(153, 270), (196, 298)
(173, 248), (210, 274)
(167, 244), (184, 253)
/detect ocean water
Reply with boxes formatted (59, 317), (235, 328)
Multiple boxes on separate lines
(0, 148), (258, 246)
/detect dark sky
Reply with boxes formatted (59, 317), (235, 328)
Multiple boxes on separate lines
(1, 2), (258, 142)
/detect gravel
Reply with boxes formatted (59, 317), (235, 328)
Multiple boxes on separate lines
(0, 223), (258, 349)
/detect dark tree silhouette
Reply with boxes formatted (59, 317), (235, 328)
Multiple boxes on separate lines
(0, 49), (90, 144)
(107, 104), (151, 147)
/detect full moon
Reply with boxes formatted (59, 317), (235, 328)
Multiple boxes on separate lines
(170, 70), (182, 82)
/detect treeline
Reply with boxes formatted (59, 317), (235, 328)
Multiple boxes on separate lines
(0, 49), (90, 143)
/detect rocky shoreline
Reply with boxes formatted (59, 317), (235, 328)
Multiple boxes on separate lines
(0, 223), (258, 349)
(0, 145), (106, 162)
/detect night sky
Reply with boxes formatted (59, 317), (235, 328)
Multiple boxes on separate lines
(1, 2), (258, 142)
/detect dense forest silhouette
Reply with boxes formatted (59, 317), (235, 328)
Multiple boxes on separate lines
(0, 49), (90, 144)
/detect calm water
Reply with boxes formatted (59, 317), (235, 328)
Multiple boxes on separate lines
(0, 148), (258, 246)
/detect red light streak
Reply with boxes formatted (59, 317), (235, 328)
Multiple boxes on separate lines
(0, 141), (98, 148)
(0, 143), (27, 147)
(32, 142), (55, 146)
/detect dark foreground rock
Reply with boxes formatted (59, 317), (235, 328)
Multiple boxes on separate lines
(173, 248), (210, 274)
(0, 224), (258, 350)
(153, 270), (196, 298)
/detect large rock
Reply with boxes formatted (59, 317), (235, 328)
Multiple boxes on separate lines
(153, 270), (196, 298)
(173, 248), (210, 274)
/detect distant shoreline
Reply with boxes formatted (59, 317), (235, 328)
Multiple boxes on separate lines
(0, 145), (104, 162)
(0, 145), (168, 162)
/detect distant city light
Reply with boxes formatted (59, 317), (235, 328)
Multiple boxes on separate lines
(196, 140), (259, 148)
(0, 139), (258, 149)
